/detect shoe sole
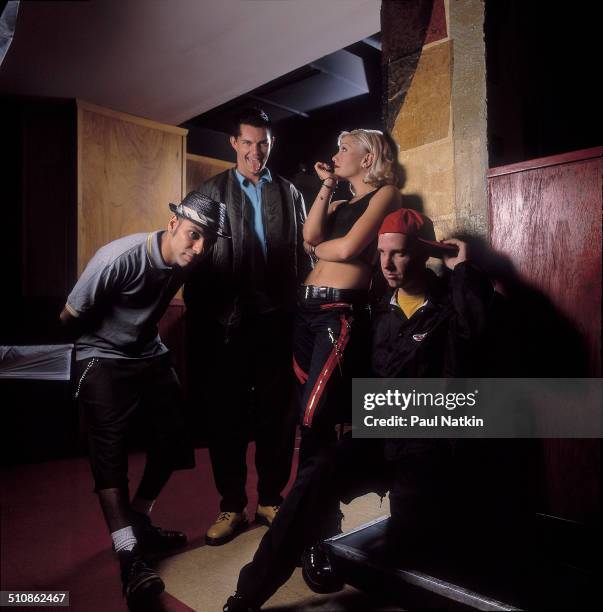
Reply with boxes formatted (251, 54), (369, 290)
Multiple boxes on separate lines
(205, 519), (249, 546)
(126, 576), (165, 609)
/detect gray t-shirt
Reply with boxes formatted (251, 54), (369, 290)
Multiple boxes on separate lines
(66, 231), (183, 361)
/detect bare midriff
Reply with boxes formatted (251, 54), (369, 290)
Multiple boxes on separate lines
(304, 258), (374, 290)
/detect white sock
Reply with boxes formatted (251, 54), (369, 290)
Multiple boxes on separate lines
(131, 497), (155, 516)
(112, 526), (137, 552)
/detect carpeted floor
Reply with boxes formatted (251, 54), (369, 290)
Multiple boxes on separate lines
(1, 443), (393, 612)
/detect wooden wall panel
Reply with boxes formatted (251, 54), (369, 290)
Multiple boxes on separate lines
(541, 438), (600, 525)
(186, 153), (234, 193)
(489, 147), (602, 525)
(77, 101), (187, 273)
(489, 151), (602, 374)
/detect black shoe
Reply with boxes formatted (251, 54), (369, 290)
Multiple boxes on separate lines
(301, 544), (344, 594)
(223, 591), (259, 612)
(118, 546), (165, 609)
(132, 511), (187, 554)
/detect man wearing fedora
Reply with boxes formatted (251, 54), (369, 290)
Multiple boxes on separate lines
(184, 107), (309, 546)
(223, 208), (494, 612)
(60, 192), (229, 609)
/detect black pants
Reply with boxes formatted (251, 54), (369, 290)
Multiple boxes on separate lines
(293, 295), (369, 465)
(236, 435), (451, 607)
(199, 311), (297, 512)
(75, 353), (194, 493)
(292, 294), (369, 538)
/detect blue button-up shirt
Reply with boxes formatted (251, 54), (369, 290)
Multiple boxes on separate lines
(235, 168), (272, 259)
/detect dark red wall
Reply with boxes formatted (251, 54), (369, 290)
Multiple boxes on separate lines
(489, 147), (602, 524)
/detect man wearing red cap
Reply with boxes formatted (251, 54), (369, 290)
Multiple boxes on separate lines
(223, 209), (494, 612)
(372, 208), (491, 379)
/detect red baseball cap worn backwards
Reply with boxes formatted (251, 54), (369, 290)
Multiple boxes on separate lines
(378, 208), (458, 257)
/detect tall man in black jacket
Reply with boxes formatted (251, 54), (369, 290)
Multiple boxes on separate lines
(223, 208), (494, 611)
(184, 108), (309, 545)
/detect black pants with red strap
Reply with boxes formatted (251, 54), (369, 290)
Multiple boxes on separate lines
(235, 435), (452, 608)
(292, 287), (370, 537)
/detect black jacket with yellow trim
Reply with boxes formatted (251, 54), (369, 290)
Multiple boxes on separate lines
(371, 262), (494, 379)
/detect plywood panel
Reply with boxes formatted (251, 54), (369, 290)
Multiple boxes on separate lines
(186, 154), (234, 193)
(77, 103), (186, 273)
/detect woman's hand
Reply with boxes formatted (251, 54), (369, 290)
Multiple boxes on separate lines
(314, 162), (338, 184)
(304, 240), (319, 262)
(303, 164), (339, 244)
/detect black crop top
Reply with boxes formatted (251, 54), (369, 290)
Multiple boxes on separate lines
(325, 186), (382, 261)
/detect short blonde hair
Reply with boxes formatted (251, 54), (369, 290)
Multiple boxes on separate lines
(338, 129), (400, 188)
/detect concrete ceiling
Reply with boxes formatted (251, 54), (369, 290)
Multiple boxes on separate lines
(0, 0), (381, 126)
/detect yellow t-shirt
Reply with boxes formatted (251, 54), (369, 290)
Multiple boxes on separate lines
(396, 290), (425, 320)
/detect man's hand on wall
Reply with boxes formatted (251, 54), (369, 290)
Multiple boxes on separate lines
(442, 238), (467, 270)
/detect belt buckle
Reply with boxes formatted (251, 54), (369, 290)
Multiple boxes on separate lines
(318, 286), (328, 300)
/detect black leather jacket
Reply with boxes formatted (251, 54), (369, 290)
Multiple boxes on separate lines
(183, 168), (309, 330)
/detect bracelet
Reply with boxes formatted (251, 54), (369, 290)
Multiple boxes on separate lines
(322, 178), (337, 188)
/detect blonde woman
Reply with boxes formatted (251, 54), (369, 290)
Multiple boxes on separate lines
(294, 129), (402, 466)
(222, 133), (403, 611)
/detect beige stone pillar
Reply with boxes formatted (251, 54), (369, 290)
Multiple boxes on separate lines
(382, 0), (488, 239)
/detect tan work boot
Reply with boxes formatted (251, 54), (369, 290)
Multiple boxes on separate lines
(205, 511), (248, 546)
(255, 504), (280, 527)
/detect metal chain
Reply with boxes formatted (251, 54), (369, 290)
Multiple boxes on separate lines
(73, 357), (98, 399)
